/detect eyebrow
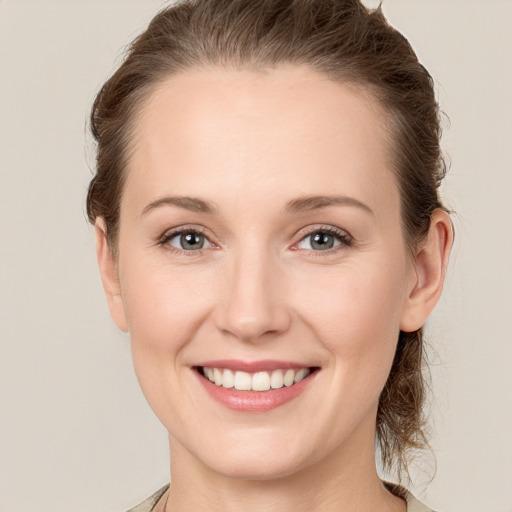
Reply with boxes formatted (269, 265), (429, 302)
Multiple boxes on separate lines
(141, 196), (216, 216)
(141, 194), (374, 217)
(285, 195), (374, 216)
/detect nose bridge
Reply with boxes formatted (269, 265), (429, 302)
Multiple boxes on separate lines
(215, 240), (291, 342)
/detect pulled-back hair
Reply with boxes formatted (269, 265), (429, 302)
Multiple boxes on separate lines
(87, 0), (447, 479)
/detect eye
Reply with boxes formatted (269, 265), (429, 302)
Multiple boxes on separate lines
(164, 229), (213, 251)
(296, 228), (351, 251)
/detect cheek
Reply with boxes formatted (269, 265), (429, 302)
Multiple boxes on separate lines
(119, 257), (214, 355)
(292, 255), (408, 369)
(118, 256), (218, 427)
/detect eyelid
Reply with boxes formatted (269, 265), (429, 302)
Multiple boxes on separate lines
(156, 223), (353, 255)
(292, 224), (353, 252)
(158, 225), (217, 254)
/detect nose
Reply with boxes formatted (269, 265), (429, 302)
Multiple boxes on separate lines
(213, 247), (293, 343)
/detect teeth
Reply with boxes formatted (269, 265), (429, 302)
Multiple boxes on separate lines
(252, 371), (271, 391)
(283, 369), (295, 387)
(234, 371), (252, 391)
(205, 367), (214, 382)
(201, 367), (311, 391)
(222, 369), (234, 388)
(294, 368), (308, 383)
(270, 370), (284, 389)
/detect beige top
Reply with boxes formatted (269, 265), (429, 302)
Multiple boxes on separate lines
(126, 483), (437, 512)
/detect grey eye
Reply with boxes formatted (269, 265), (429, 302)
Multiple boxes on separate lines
(168, 231), (212, 251)
(298, 231), (343, 251)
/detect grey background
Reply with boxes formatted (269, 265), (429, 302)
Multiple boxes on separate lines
(1, 1), (511, 511)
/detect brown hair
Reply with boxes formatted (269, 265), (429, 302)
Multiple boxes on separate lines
(87, 0), (447, 479)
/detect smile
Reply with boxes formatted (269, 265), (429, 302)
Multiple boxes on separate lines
(200, 366), (311, 391)
(194, 361), (319, 412)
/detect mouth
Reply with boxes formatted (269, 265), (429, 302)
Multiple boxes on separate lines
(193, 362), (320, 412)
(196, 366), (317, 391)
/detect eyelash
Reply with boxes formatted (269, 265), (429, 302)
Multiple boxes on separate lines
(158, 226), (212, 256)
(294, 225), (353, 255)
(158, 225), (353, 256)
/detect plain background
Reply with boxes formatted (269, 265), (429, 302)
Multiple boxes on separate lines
(1, 1), (511, 511)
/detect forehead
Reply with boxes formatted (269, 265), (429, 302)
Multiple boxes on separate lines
(125, 64), (398, 219)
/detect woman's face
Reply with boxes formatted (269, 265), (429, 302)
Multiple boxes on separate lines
(108, 65), (419, 478)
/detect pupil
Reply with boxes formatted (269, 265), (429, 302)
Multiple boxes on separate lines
(312, 232), (334, 250)
(181, 232), (204, 250)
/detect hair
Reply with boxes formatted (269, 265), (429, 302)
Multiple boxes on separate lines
(86, 0), (448, 480)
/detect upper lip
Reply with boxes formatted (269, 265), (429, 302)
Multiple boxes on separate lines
(195, 359), (316, 372)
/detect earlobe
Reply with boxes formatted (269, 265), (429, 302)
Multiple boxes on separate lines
(95, 218), (129, 332)
(400, 209), (453, 333)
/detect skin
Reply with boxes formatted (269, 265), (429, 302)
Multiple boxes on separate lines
(96, 65), (452, 512)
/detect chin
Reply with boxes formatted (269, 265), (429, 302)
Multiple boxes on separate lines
(205, 451), (308, 481)
(180, 426), (314, 481)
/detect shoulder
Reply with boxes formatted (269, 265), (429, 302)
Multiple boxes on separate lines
(384, 481), (438, 512)
(126, 485), (169, 512)
(405, 491), (437, 512)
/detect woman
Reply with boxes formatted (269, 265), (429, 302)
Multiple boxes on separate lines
(87, 1), (452, 511)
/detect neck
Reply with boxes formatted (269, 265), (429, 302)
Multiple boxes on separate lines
(164, 423), (406, 512)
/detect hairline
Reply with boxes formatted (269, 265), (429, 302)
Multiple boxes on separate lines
(107, 62), (416, 256)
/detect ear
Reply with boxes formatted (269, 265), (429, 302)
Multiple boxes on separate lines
(400, 209), (453, 332)
(95, 218), (128, 332)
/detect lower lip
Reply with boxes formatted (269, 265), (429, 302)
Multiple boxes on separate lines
(195, 370), (317, 412)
